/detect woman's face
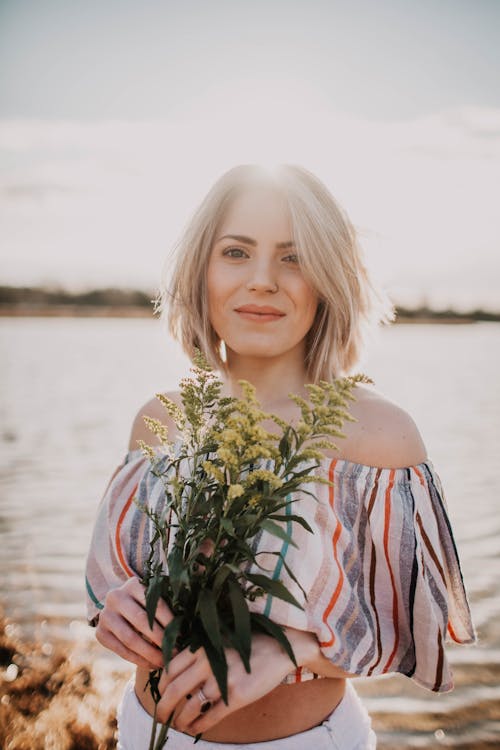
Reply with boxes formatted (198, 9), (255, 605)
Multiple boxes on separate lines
(206, 187), (318, 364)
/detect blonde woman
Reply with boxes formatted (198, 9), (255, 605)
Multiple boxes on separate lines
(85, 165), (475, 749)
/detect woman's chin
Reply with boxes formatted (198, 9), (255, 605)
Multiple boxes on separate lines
(226, 343), (302, 364)
(229, 348), (278, 361)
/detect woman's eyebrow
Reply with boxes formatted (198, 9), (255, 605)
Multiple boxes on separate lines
(216, 234), (295, 249)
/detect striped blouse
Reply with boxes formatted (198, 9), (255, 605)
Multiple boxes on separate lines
(85, 447), (476, 693)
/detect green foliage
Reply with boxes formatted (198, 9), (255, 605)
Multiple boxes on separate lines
(136, 350), (366, 748)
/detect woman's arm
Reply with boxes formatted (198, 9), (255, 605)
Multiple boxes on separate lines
(154, 626), (353, 734)
(284, 627), (354, 679)
(94, 396), (180, 667)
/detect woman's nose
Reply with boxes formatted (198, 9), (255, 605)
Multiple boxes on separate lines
(245, 262), (278, 293)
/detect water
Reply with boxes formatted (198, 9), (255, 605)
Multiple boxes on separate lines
(1, 318), (499, 748)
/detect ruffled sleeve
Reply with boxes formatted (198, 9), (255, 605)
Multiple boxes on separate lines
(84, 450), (152, 625)
(308, 459), (476, 692)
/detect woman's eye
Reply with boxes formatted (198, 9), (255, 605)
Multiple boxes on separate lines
(282, 253), (299, 264)
(223, 247), (248, 258)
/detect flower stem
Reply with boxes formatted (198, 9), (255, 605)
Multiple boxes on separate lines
(148, 702), (159, 750)
(153, 710), (174, 750)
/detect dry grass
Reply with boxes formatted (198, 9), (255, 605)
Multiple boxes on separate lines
(0, 618), (124, 750)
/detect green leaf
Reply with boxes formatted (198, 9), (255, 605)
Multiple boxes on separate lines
(220, 517), (235, 535)
(167, 544), (185, 599)
(260, 497), (297, 513)
(278, 428), (291, 460)
(202, 633), (228, 704)
(161, 616), (182, 670)
(236, 512), (260, 525)
(198, 588), (223, 654)
(268, 513), (313, 534)
(281, 455), (303, 473)
(260, 519), (297, 548)
(250, 612), (298, 667)
(227, 578), (251, 672)
(245, 573), (304, 610)
(267, 552), (308, 600)
(284, 463), (320, 479)
(229, 539), (259, 565)
(212, 564), (232, 599)
(145, 574), (163, 630)
(278, 482), (318, 500)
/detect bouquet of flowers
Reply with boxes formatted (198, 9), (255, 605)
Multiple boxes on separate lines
(136, 351), (368, 749)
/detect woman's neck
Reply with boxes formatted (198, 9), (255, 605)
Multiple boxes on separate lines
(221, 350), (309, 409)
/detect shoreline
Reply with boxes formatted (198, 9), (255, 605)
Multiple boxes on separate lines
(1, 284), (499, 323)
(0, 304), (493, 324)
(0, 304), (153, 318)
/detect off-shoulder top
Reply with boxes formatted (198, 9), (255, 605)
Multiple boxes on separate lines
(85, 446), (476, 693)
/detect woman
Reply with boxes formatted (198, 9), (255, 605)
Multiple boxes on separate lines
(85, 164), (475, 749)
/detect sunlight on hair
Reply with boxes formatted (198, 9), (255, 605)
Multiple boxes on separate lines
(251, 162), (283, 180)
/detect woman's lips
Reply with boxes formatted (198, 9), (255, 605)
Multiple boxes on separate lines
(234, 305), (286, 322)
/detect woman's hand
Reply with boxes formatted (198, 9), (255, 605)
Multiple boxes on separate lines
(95, 576), (173, 670)
(155, 632), (300, 734)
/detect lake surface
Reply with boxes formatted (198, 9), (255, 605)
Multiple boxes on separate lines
(1, 318), (499, 748)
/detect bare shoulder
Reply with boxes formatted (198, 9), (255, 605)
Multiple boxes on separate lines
(128, 390), (183, 452)
(336, 382), (428, 469)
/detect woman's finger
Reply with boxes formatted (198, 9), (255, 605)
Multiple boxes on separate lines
(126, 577), (173, 628)
(173, 681), (221, 731)
(156, 657), (213, 724)
(160, 646), (201, 689)
(188, 697), (229, 736)
(119, 597), (165, 649)
(97, 611), (164, 668)
(104, 579), (171, 647)
(95, 627), (161, 670)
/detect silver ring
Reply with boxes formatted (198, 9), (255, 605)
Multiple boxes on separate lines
(197, 687), (212, 713)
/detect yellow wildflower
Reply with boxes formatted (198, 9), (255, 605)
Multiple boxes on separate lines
(156, 393), (185, 428)
(143, 416), (170, 444)
(219, 428), (244, 447)
(226, 415), (250, 432)
(138, 440), (156, 462)
(241, 444), (272, 462)
(202, 460), (225, 484)
(227, 484), (244, 501)
(298, 448), (325, 461)
(304, 383), (326, 405)
(295, 420), (311, 438)
(270, 414), (288, 430)
(315, 405), (330, 418)
(247, 494), (262, 508)
(217, 447), (239, 470)
(244, 469), (283, 489)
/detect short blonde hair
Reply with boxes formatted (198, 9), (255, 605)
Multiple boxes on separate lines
(158, 164), (392, 381)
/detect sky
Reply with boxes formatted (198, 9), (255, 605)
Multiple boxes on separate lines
(1, 0), (499, 309)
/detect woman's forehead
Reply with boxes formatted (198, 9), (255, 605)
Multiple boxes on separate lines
(217, 186), (291, 235)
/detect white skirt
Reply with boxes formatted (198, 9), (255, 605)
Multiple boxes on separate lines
(116, 679), (377, 750)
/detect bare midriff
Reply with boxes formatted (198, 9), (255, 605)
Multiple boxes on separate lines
(135, 667), (346, 743)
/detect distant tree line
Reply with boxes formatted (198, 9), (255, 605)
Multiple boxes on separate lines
(395, 304), (500, 322)
(0, 285), (499, 322)
(0, 285), (153, 308)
